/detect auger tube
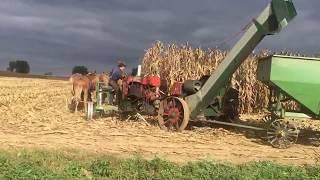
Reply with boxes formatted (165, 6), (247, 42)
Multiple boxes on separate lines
(185, 0), (297, 119)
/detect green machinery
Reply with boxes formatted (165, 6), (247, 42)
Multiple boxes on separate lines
(257, 55), (320, 148)
(86, 82), (118, 120)
(257, 55), (320, 120)
(157, 0), (310, 148)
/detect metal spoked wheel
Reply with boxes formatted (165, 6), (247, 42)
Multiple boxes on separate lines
(86, 102), (94, 120)
(157, 97), (190, 132)
(267, 119), (299, 149)
(262, 114), (273, 123)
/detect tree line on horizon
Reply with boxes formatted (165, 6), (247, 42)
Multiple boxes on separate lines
(5, 60), (91, 76)
(5, 52), (320, 76)
(7, 60), (30, 73)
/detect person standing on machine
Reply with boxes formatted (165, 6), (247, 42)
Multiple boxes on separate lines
(109, 62), (127, 105)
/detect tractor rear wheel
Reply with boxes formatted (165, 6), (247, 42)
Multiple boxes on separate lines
(158, 97), (190, 132)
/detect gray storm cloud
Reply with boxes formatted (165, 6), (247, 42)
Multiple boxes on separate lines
(0, 0), (319, 75)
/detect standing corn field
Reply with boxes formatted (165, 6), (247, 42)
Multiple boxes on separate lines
(142, 41), (300, 114)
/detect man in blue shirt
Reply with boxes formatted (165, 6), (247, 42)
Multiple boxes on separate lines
(109, 62), (127, 104)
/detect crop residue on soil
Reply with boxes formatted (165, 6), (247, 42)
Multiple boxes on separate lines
(0, 77), (320, 165)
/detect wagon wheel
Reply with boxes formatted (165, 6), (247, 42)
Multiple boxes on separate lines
(158, 97), (190, 132)
(262, 114), (273, 123)
(86, 102), (94, 120)
(267, 119), (299, 149)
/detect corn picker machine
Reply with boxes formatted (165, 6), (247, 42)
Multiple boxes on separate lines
(87, 0), (320, 149)
(156, 0), (320, 149)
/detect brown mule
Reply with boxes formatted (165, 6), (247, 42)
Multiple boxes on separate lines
(69, 74), (90, 113)
(69, 73), (110, 113)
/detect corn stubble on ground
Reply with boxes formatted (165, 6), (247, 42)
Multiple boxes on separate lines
(142, 41), (301, 114)
(0, 43), (320, 166)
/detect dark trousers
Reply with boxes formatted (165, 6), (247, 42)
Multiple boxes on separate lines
(109, 79), (120, 105)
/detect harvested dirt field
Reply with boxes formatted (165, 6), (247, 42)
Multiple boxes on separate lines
(0, 77), (320, 165)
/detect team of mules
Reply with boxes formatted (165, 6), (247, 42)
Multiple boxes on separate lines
(69, 72), (109, 113)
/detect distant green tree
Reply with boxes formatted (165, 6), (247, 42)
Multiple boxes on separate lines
(315, 53), (320, 58)
(15, 60), (30, 73)
(7, 60), (30, 73)
(7, 61), (16, 72)
(72, 66), (88, 75)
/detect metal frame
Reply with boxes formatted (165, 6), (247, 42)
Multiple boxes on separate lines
(185, 0), (297, 119)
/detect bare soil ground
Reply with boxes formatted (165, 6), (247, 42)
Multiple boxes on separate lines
(1, 77), (320, 165)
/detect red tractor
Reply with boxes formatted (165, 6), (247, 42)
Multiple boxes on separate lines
(86, 66), (163, 120)
(119, 73), (162, 117)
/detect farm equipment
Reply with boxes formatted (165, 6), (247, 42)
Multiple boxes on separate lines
(257, 55), (320, 148)
(86, 66), (162, 121)
(157, 0), (304, 148)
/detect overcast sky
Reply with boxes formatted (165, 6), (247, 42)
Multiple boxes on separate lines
(0, 0), (319, 75)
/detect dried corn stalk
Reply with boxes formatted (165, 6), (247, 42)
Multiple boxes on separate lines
(142, 41), (299, 114)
